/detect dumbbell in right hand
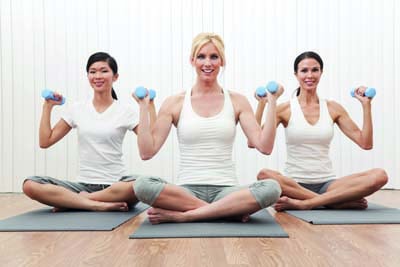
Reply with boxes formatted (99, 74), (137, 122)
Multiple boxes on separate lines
(350, 87), (376, 98)
(41, 89), (66, 105)
(256, 81), (279, 97)
(135, 86), (156, 100)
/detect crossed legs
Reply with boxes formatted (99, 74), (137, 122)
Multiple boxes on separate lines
(22, 179), (137, 212)
(257, 168), (388, 211)
(134, 177), (281, 224)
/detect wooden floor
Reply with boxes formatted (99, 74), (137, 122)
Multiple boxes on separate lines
(0, 190), (399, 267)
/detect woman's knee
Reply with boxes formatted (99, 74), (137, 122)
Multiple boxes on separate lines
(257, 168), (281, 180)
(250, 179), (282, 208)
(22, 179), (40, 199)
(133, 176), (167, 205)
(370, 168), (388, 189)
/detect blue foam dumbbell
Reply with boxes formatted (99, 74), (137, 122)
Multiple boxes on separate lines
(256, 86), (267, 97)
(256, 81), (279, 97)
(350, 87), (376, 99)
(135, 86), (156, 100)
(148, 89), (156, 100)
(41, 89), (66, 105)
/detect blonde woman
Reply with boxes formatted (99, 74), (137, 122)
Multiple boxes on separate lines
(133, 33), (283, 224)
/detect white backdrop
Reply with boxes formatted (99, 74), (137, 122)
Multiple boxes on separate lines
(0, 0), (399, 192)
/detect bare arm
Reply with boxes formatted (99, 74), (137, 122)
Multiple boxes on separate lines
(132, 94), (157, 135)
(234, 86), (283, 155)
(255, 94), (268, 126)
(149, 100), (157, 127)
(329, 89), (373, 149)
(39, 100), (71, 148)
(136, 94), (182, 160)
(247, 86), (283, 150)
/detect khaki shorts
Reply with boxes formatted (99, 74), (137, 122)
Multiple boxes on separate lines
(134, 176), (281, 209)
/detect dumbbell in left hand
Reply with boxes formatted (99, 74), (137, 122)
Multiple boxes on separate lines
(350, 87), (376, 98)
(135, 86), (156, 100)
(256, 81), (279, 97)
(41, 89), (66, 105)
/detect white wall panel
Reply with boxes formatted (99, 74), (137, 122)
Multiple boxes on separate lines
(1, 0), (14, 191)
(0, 0), (399, 191)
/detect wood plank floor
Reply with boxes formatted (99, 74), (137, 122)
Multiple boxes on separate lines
(0, 190), (399, 267)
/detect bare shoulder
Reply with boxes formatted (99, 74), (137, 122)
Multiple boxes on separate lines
(277, 101), (290, 113)
(162, 91), (185, 107)
(277, 101), (291, 126)
(326, 99), (346, 122)
(160, 91), (186, 125)
(228, 90), (252, 118)
(228, 90), (250, 107)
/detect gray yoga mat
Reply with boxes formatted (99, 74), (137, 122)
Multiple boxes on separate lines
(130, 208), (288, 239)
(285, 203), (400, 224)
(0, 202), (149, 231)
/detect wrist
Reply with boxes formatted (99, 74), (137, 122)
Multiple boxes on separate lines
(362, 101), (371, 109)
(139, 102), (150, 109)
(43, 102), (54, 110)
(267, 97), (277, 105)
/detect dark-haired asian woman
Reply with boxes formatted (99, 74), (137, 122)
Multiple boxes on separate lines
(23, 52), (155, 212)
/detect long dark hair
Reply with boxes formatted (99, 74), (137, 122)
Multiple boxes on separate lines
(293, 51), (324, 96)
(86, 52), (118, 100)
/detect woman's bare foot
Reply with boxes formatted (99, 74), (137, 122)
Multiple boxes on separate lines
(96, 201), (129, 212)
(147, 207), (185, 224)
(327, 198), (368, 209)
(52, 207), (68, 212)
(274, 196), (312, 211)
(241, 214), (250, 222)
(225, 213), (251, 222)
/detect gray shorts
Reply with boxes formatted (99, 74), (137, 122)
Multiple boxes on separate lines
(134, 177), (281, 209)
(24, 175), (138, 193)
(299, 180), (335, 194)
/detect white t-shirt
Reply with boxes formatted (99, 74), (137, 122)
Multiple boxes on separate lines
(62, 100), (139, 184)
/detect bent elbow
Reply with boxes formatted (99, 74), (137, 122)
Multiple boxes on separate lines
(140, 152), (154, 161)
(262, 150), (272, 156)
(361, 144), (373, 150)
(247, 141), (255, 149)
(39, 142), (50, 149)
(259, 146), (273, 155)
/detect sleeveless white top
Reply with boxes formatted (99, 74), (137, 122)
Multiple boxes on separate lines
(284, 97), (336, 183)
(176, 89), (237, 185)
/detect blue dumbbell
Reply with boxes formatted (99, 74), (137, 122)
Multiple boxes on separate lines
(256, 81), (279, 97)
(41, 89), (66, 105)
(135, 86), (156, 100)
(350, 87), (376, 99)
(148, 89), (156, 100)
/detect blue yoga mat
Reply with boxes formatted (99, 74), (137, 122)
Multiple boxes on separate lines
(285, 203), (400, 224)
(0, 202), (149, 231)
(130, 208), (288, 239)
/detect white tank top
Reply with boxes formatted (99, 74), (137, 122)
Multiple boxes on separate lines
(284, 97), (336, 183)
(176, 88), (237, 185)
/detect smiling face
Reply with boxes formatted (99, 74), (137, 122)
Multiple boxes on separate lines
(87, 61), (118, 94)
(191, 42), (223, 83)
(295, 58), (322, 92)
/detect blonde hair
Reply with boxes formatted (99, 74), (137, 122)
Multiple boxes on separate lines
(191, 33), (225, 66)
